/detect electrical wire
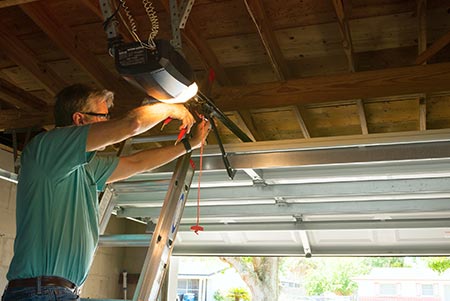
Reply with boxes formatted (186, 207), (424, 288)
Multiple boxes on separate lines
(117, 0), (159, 50)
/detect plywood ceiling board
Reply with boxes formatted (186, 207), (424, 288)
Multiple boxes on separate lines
(191, 0), (255, 39)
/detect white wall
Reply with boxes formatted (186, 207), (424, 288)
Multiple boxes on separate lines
(0, 149), (16, 294)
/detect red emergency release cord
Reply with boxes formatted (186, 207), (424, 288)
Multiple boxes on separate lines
(190, 117), (206, 235)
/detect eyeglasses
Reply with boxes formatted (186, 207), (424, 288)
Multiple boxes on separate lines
(80, 112), (110, 120)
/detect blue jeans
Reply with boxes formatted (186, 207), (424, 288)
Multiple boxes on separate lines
(2, 286), (79, 301)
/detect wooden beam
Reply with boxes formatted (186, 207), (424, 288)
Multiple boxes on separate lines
(332, 0), (355, 72)
(0, 0), (38, 8)
(0, 108), (54, 131)
(416, 31), (450, 65)
(183, 23), (230, 86)
(355, 99), (368, 135)
(79, 0), (135, 43)
(20, 2), (134, 101)
(236, 110), (263, 141)
(214, 62), (450, 111)
(156, 0), (230, 86)
(417, 0), (427, 58)
(292, 106), (310, 138)
(231, 111), (257, 142)
(419, 96), (427, 131)
(0, 27), (67, 97)
(0, 77), (49, 111)
(244, 0), (289, 81)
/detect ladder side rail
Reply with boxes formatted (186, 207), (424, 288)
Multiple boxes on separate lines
(133, 153), (195, 301)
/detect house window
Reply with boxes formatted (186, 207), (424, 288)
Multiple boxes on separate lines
(177, 278), (199, 301)
(421, 284), (434, 296)
(380, 283), (397, 295)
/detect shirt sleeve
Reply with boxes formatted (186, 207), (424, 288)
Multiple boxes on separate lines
(87, 155), (120, 191)
(27, 125), (93, 179)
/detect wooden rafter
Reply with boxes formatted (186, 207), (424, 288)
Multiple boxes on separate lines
(232, 111), (257, 142)
(156, 0), (230, 86)
(419, 96), (427, 131)
(416, 1), (427, 132)
(0, 77), (48, 111)
(236, 110), (262, 141)
(80, 0), (135, 43)
(244, 0), (289, 81)
(417, 0), (427, 57)
(0, 0), (39, 8)
(355, 99), (368, 135)
(183, 23), (230, 86)
(292, 106), (310, 138)
(332, 0), (355, 72)
(0, 27), (66, 97)
(0, 108), (53, 131)
(416, 31), (450, 65)
(214, 62), (450, 111)
(20, 2), (135, 101)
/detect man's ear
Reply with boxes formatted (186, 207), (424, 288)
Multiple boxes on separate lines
(72, 112), (84, 125)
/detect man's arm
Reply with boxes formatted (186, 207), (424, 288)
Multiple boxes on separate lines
(106, 119), (210, 183)
(85, 103), (194, 152)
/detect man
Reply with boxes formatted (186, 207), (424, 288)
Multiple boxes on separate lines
(2, 84), (210, 301)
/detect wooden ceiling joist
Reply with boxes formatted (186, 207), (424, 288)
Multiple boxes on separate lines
(236, 110), (262, 141)
(419, 96), (427, 131)
(292, 106), (310, 138)
(355, 99), (368, 135)
(0, 27), (67, 97)
(0, 77), (48, 111)
(214, 62), (450, 111)
(332, 0), (355, 72)
(80, 0), (136, 44)
(0, 108), (53, 131)
(244, 0), (289, 81)
(417, 0), (427, 57)
(416, 31), (450, 65)
(0, 0), (39, 8)
(20, 2), (134, 101)
(156, 0), (231, 86)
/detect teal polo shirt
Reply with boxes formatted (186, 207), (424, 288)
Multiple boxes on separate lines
(7, 125), (119, 286)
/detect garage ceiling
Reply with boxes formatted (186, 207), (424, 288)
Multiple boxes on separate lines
(1, 0), (450, 256)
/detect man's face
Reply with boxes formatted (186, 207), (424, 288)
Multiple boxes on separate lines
(74, 99), (110, 125)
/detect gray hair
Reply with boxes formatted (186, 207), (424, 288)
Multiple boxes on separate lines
(54, 84), (114, 126)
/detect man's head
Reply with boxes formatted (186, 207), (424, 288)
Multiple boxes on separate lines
(54, 84), (114, 127)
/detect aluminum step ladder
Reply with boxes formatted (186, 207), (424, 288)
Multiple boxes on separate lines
(97, 151), (195, 301)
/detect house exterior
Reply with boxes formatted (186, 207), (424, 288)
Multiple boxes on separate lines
(175, 257), (248, 301)
(354, 268), (450, 301)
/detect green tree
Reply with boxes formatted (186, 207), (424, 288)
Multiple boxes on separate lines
(425, 257), (450, 274)
(303, 258), (370, 296)
(220, 257), (279, 301)
(227, 287), (250, 301)
(363, 257), (407, 268)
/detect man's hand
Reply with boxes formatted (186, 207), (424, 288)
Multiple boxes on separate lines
(167, 104), (196, 132)
(190, 119), (211, 149)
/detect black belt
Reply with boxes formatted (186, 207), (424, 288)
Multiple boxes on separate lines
(8, 276), (78, 292)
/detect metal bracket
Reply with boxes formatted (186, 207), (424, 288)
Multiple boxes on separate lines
(242, 168), (266, 186)
(99, 0), (119, 39)
(169, 0), (195, 50)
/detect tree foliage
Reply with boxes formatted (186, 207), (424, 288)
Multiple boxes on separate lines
(219, 257), (279, 301)
(218, 256), (412, 299)
(425, 257), (450, 274)
(214, 288), (250, 301)
(303, 258), (370, 296)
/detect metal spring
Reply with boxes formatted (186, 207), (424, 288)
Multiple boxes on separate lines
(142, 0), (159, 48)
(118, 0), (140, 43)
